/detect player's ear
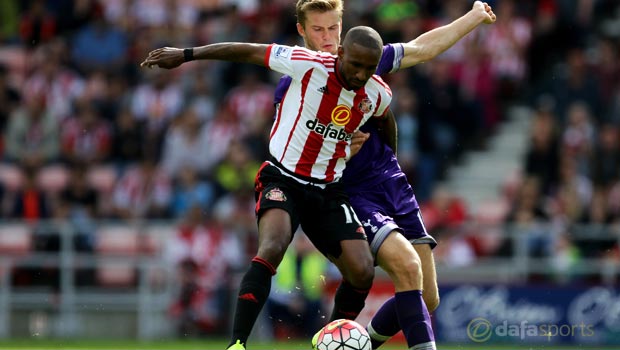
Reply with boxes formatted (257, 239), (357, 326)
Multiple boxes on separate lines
(337, 46), (344, 58)
(296, 23), (305, 37)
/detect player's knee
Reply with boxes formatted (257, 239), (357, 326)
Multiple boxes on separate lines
(400, 254), (422, 278)
(344, 260), (374, 289)
(256, 235), (289, 266)
(383, 251), (422, 281)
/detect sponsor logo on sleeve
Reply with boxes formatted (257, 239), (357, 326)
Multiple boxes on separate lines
(274, 46), (291, 58)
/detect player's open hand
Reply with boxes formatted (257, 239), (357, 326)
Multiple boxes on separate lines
(473, 1), (496, 24)
(349, 130), (370, 158)
(140, 47), (185, 69)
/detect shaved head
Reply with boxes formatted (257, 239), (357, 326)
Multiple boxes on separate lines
(336, 26), (383, 90)
(342, 26), (383, 56)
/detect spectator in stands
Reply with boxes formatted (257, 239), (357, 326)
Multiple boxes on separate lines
(8, 165), (50, 221)
(51, 0), (104, 37)
(165, 206), (243, 337)
(111, 157), (172, 219)
(547, 44), (602, 121)
(170, 166), (215, 219)
(8, 164), (59, 289)
(4, 92), (59, 168)
(161, 107), (212, 178)
(550, 155), (593, 225)
(192, 105), (242, 175)
(0, 63), (19, 155)
(57, 163), (99, 251)
(110, 107), (145, 169)
(41, 162), (98, 286)
(420, 185), (467, 236)
(576, 189), (618, 262)
(221, 66), (274, 136)
(391, 81), (418, 182)
(421, 185), (471, 266)
(130, 69), (183, 159)
(19, 0), (57, 47)
(23, 41), (85, 122)
(591, 123), (620, 188)
(549, 231), (581, 284)
(592, 37), (620, 111)
(452, 32), (499, 134)
(413, 58), (466, 201)
(60, 101), (112, 165)
(561, 101), (595, 177)
(213, 139), (260, 196)
(483, 0), (531, 104)
(524, 98), (561, 195)
(185, 75), (217, 123)
(266, 233), (328, 340)
(503, 176), (553, 259)
(70, 12), (128, 74)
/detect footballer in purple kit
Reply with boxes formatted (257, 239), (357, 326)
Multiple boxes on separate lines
(280, 1), (496, 350)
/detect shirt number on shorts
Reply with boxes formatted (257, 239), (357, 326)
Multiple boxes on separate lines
(341, 204), (362, 226)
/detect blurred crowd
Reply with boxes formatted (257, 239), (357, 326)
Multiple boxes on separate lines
(0, 0), (620, 337)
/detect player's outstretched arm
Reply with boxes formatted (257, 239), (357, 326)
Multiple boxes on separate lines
(140, 43), (270, 69)
(399, 0), (496, 69)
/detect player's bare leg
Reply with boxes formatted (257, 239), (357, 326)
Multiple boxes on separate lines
(368, 232), (436, 350)
(328, 239), (375, 321)
(414, 243), (439, 312)
(227, 208), (293, 350)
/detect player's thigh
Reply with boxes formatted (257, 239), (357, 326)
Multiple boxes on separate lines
(301, 196), (373, 286)
(376, 231), (423, 291)
(256, 208), (294, 265)
(414, 243), (440, 312)
(255, 165), (301, 265)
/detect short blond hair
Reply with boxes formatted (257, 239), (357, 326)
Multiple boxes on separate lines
(295, 0), (344, 28)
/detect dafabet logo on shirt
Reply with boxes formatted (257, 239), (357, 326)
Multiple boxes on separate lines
(331, 105), (351, 126)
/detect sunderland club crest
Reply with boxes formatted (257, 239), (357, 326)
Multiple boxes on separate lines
(265, 188), (286, 202)
(358, 98), (373, 114)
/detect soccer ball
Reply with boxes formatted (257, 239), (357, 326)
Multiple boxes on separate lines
(315, 319), (372, 350)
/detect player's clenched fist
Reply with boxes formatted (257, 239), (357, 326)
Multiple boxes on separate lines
(473, 1), (496, 24)
(349, 131), (370, 158)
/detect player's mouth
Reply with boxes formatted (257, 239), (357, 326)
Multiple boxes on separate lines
(350, 79), (364, 89)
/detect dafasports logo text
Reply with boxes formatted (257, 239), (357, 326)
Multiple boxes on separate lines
(306, 119), (352, 142)
(467, 318), (595, 343)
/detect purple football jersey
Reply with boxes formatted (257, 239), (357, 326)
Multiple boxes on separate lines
(342, 44), (411, 193)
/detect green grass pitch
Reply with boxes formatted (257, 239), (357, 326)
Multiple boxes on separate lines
(0, 339), (615, 350)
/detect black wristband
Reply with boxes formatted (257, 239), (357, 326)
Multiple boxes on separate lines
(183, 48), (194, 62)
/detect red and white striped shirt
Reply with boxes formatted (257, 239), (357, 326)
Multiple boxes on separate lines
(265, 44), (392, 183)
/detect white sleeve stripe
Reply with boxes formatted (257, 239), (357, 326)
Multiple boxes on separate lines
(390, 43), (405, 74)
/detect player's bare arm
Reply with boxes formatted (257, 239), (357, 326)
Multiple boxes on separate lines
(349, 130), (370, 158)
(376, 109), (398, 156)
(399, 0), (496, 68)
(140, 43), (269, 69)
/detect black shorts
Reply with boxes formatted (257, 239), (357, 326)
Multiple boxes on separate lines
(255, 162), (367, 259)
